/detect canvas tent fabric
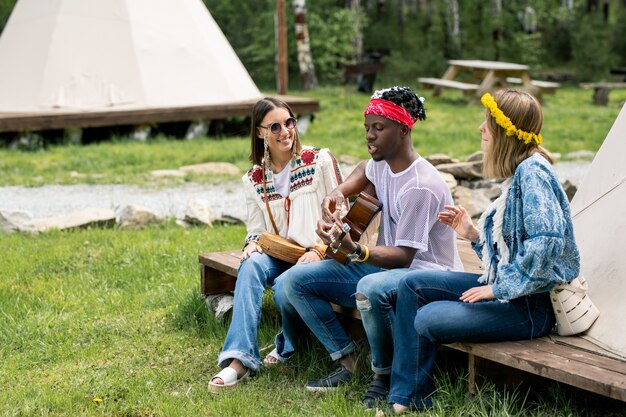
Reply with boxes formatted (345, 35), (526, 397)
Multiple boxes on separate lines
(570, 103), (626, 360)
(0, 0), (262, 112)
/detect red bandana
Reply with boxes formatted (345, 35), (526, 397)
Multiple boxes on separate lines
(363, 98), (417, 130)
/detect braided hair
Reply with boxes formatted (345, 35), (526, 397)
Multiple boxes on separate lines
(372, 86), (426, 122)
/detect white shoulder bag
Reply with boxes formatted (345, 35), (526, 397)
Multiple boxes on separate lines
(550, 276), (600, 336)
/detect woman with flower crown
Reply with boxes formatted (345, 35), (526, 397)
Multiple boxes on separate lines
(208, 97), (343, 392)
(385, 89), (581, 414)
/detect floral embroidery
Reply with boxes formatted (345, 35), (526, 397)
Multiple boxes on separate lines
(300, 149), (315, 164)
(251, 167), (263, 184)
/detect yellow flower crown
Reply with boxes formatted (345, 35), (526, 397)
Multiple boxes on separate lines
(481, 93), (542, 145)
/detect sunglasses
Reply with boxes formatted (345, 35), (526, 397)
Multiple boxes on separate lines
(258, 117), (297, 135)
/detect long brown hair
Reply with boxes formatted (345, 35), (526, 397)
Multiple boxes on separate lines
(483, 89), (553, 180)
(248, 97), (302, 166)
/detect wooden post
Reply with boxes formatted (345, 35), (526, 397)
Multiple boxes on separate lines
(276, 0), (288, 95)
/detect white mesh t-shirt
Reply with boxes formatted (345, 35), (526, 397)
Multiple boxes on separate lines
(365, 158), (463, 271)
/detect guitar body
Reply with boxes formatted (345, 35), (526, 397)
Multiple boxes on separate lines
(326, 192), (383, 264)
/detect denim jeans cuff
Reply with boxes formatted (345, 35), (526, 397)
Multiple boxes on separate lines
(218, 350), (262, 372)
(329, 341), (357, 361)
(387, 394), (432, 410)
(371, 363), (391, 375)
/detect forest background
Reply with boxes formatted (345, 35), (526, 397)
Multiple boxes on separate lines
(3, 0), (625, 89)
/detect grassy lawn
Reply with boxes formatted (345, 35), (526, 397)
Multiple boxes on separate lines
(2, 224), (625, 417)
(2, 85), (626, 415)
(1, 85), (624, 187)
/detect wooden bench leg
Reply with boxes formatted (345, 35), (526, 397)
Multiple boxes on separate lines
(467, 353), (478, 396)
(593, 87), (610, 105)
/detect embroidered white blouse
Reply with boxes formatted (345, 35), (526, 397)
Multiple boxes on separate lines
(242, 146), (343, 249)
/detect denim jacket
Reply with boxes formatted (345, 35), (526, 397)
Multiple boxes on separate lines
(472, 154), (580, 300)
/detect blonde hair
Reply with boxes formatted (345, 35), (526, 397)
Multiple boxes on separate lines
(483, 89), (553, 180)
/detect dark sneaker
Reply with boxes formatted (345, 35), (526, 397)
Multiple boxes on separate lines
(361, 377), (390, 408)
(305, 366), (352, 392)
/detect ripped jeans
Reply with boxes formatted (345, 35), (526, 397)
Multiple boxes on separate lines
(274, 258), (410, 374)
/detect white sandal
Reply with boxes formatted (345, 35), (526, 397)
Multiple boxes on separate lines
(263, 347), (288, 367)
(208, 367), (250, 392)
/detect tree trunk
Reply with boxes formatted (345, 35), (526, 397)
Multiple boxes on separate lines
(446, 0), (461, 55)
(293, 0), (318, 90)
(276, 0), (288, 94)
(350, 0), (364, 62)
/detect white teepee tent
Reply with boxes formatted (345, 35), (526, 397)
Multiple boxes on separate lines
(0, 0), (262, 112)
(570, 102), (626, 359)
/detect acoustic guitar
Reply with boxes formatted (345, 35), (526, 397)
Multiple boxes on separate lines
(325, 191), (383, 264)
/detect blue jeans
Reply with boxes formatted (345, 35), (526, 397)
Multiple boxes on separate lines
(218, 252), (296, 372)
(389, 270), (556, 409)
(275, 259), (410, 373)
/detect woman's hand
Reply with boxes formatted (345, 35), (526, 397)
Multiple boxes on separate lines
(438, 205), (480, 242)
(297, 251), (323, 264)
(460, 285), (494, 303)
(241, 241), (262, 262)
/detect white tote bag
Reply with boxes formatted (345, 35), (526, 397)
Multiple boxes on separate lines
(550, 276), (600, 336)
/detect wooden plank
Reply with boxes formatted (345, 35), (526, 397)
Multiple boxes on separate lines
(417, 77), (480, 91)
(506, 77), (560, 89)
(446, 340), (626, 401)
(0, 95), (319, 132)
(579, 82), (626, 89)
(447, 60), (529, 71)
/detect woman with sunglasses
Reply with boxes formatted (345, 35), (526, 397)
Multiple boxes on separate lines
(209, 97), (343, 391)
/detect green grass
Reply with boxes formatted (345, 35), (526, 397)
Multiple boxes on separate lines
(2, 85), (626, 415)
(1, 85), (624, 187)
(2, 224), (626, 416)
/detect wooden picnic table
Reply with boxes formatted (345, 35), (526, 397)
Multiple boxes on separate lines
(418, 59), (559, 102)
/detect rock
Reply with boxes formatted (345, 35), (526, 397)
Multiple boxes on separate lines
(214, 214), (245, 226)
(466, 151), (484, 163)
(179, 162), (240, 176)
(184, 199), (213, 227)
(453, 186), (493, 218)
(561, 179), (578, 201)
(205, 293), (234, 321)
(150, 169), (186, 178)
(438, 172), (458, 192)
(118, 205), (159, 229)
(31, 208), (116, 232)
(338, 155), (362, 166)
(0, 209), (35, 233)
(564, 150), (595, 160)
(437, 161), (483, 180)
(426, 154), (458, 166)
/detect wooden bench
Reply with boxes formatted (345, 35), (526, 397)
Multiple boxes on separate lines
(579, 82), (626, 105)
(417, 77), (480, 97)
(506, 77), (560, 95)
(198, 240), (626, 402)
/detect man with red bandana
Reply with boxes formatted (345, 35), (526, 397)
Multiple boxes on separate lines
(272, 86), (462, 407)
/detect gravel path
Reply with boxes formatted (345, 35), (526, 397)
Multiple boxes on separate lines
(0, 161), (591, 221)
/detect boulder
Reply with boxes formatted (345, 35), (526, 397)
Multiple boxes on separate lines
(205, 293), (234, 321)
(118, 205), (159, 229)
(179, 162), (240, 176)
(438, 172), (458, 193)
(437, 161), (483, 180)
(150, 169), (186, 178)
(31, 208), (116, 232)
(426, 154), (458, 166)
(0, 210), (35, 233)
(466, 151), (484, 163)
(453, 186), (493, 218)
(561, 179), (578, 202)
(184, 199), (213, 227)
